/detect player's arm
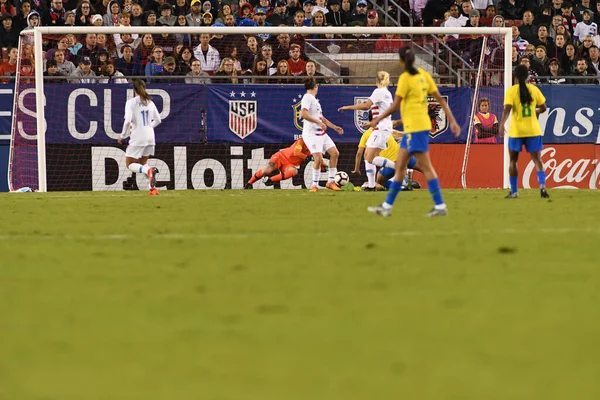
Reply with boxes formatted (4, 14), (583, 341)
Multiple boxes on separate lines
(431, 90), (460, 137)
(321, 115), (344, 135)
(392, 119), (402, 128)
(474, 123), (498, 138)
(338, 99), (372, 112)
(498, 105), (512, 137)
(150, 102), (162, 128)
(299, 108), (327, 130)
(353, 145), (365, 175)
(293, 144), (309, 160)
(536, 103), (547, 116)
(118, 101), (133, 144)
(367, 95), (401, 128)
(392, 129), (404, 139)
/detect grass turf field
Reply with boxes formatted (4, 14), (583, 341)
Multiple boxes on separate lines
(0, 188), (599, 400)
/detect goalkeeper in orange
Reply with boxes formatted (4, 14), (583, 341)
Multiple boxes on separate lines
(245, 138), (327, 188)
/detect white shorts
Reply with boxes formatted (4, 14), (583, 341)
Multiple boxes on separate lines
(366, 128), (392, 150)
(303, 134), (336, 155)
(125, 145), (155, 159)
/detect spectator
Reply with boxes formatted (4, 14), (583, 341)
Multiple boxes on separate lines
(115, 33), (137, 57)
(47, 36), (73, 63)
(555, 22), (571, 42)
(375, 33), (404, 53)
(570, 57), (597, 83)
(213, 57), (238, 83)
(145, 46), (165, 78)
(589, 45), (600, 75)
(302, 0), (314, 25)
(549, 0), (563, 16)
(287, 0), (301, 18)
(533, 44), (549, 68)
(519, 56), (543, 82)
(549, 14), (563, 39)
(157, 3), (176, 25)
(350, 0), (367, 25)
(54, 49), (76, 76)
(0, 46), (17, 83)
(99, 62), (128, 83)
(498, 0), (523, 21)
(201, 11), (213, 26)
(155, 56), (182, 83)
(0, 13), (18, 47)
(194, 33), (220, 73)
(520, 10), (537, 43)
(42, 0), (65, 26)
(21, 10), (41, 42)
(444, 4), (467, 39)
(93, 48), (109, 76)
(261, 43), (277, 74)
(537, 5), (553, 26)
(225, 45), (242, 74)
(103, 0), (120, 26)
(267, 0), (290, 25)
(15, 0), (31, 30)
(145, 10), (161, 26)
(185, 58), (211, 83)
(214, 4), (231, 24)
(134, 34), (155, 67)
(44, 59), (64, 83)
(299, 59), (327, 83)
(554, 33), (567, 60)
(187, 0), (203, 25)
(174, 14), (192, 47)
(533, 25), (556, 56)
(115, 44), (140, 77)
(574, 0), (593, 22)
(287, 43), (306, 75)
(460, 0), (473, 18)
(237, 2), (253, 24)
(240, 35), (260, 72)
(75, 0), (94, 26)
(562, 42), (578, 73)
(422, 0), (453, 26)
(155, 33), (178, 56)
(511, 44), (520, 69)
(176, 46), (194, 74)
(91, 13), (103, 26)
(0, 0), (14, 17)
(366, 9), (378, 27)
(574, 10), (597, 44)
(340, 0), (353, 24)
(473, 97), (499, 144)
(546, 57), (567, 83)
(410, 0), (428, 21)
(250, 56), (270, 83)
(97, 33), (117, 58)
(273, 33), (292, 62)
(271, 59), (290, 83)
(77, 33), (98, 65)
(562, 1), (577, 38)
(130, 3), (144, 25)
(326, 0), (344, 26)
(578, 35), (595, 59)
(174, 0), (189, 17)
(595, 2), (600, 27)
(69, 56), (97, 83)
(480, 5), (497, 26)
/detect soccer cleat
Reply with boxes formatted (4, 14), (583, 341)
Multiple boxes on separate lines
(148, 188), (159, 196)
(367, 204), (392, 217)
(540, 188), (550, 198)
(505, 192), (519, 199)
(310, 185), (318, 192)
(147, 167), (158, 189)
(263, 177), (275, 187)
(325, 181), (342, 191)
(244, 183), (252, 189)
(363, 187), (377, 192)
(425, 208), (448, 217)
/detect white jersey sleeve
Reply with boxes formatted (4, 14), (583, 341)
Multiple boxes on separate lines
(301, 93), (324, 137)
(369, 87), (393, 132)
(121, 97), (157, 147)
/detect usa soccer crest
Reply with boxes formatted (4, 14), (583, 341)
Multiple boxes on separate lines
(427, 95), (448, 138)
(292, 93), (303, 131)
(353, 97), (370, 133)
(229, 100), (257, 139)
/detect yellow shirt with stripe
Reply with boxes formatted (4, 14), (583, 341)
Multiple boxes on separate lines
(396, 67), (438, 134)
(504, 83), (546, 138)
(358, 128), (399, 161)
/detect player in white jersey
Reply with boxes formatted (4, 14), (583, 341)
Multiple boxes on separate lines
(300, 78), (344, 192)
(117, 79), (162, 195)
(338, 71), (395, 191)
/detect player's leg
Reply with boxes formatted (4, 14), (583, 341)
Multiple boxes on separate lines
(247, 161), (277, 186)
(367, 148), (409, 216)
(506, 137), (522, 198)
(526, 136), (549, 198)
(324, 136), (342, 191)
(269, 165), (298, 182)
(363, 147), (380, 190)
(304, 136), (324, 191)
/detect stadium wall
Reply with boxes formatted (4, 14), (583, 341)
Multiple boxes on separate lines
(4, 84), (600, 191)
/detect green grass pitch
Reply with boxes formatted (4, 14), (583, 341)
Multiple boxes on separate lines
(1, 189), (599, 400)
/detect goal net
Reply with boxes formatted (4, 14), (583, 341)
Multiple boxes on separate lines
(9, 26), (511, 192)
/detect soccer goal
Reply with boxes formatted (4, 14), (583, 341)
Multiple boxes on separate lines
(9, 25), (511, 192)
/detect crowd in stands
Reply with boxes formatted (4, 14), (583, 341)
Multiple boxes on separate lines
(0, 0), (598, 84)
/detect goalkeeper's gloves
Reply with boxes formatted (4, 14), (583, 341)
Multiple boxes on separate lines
(320, 163), (329, 172)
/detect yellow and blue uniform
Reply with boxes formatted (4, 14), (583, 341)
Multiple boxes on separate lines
(504, 83), (546, 153)
(358, 128), (417, 176)
(396, 67), (438, 154)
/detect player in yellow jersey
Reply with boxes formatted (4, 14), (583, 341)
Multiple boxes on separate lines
(499, 64), (549, 199)
(365, 47), (460, 217)
(352, 111), (421, 190)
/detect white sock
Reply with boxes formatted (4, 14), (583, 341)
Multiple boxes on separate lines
(372, 156), (394, 169)
(128, 163), (149, 175)
(328, 167), (337, 183)
(364, 161), (376, 188)
(312, 167), (320, 187)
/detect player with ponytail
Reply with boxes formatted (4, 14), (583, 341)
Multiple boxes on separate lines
(365, 46), (461, 217)
(118, 79), (162, 195)
(499, 64), (549, 199)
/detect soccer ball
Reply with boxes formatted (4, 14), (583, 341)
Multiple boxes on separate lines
(334, 171), (349, 187)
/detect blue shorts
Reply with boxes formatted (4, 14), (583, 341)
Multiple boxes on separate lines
(400, 130), (429, 154)
(508, 136), (543, 153)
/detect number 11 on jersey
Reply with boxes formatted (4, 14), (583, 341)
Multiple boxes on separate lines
(141, 110), (149, 126)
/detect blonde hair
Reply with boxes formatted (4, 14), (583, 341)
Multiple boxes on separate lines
(376, 71), (390, 87)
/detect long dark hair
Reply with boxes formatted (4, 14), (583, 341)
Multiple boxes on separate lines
(514, 65), (533, 105)
(133, 79), (151, 105)
(399, 46), (418, 75)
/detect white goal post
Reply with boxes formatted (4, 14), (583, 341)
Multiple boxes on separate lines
(28, 25), (512, 192)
